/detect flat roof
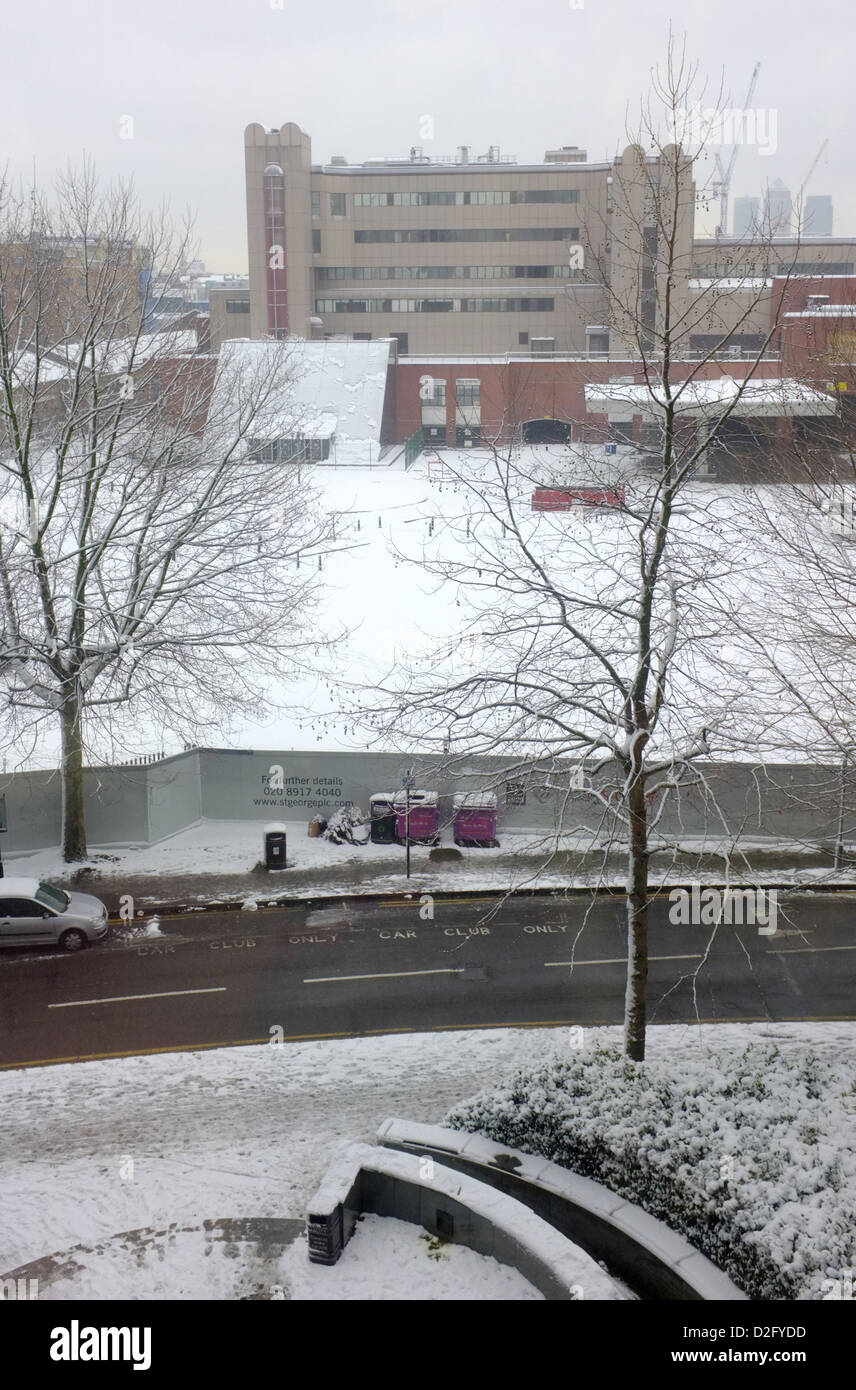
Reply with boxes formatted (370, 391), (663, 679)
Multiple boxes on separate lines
(311, 162), (612, 176)
(585, 377), (838, 419)
(694, 236), (856, 248)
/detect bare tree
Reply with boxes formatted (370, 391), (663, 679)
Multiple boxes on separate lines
(0, 165), (335, 860)
(357, 41), (798, 1060)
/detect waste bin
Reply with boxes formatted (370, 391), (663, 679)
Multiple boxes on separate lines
(263, 822), (287, 869)
(453, 792), (498, 847)
(393, 790), (440, 846)
(369, 794), (398, 844)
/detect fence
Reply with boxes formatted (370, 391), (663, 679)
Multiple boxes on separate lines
(3, 748), (856, 855)
(404, 428), (424, 470)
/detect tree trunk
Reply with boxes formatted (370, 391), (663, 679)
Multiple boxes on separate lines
(623, 771), (649, 1061)
(60, 691), (87, 862)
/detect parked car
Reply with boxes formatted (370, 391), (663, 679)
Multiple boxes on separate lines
(0, 878), (109, 952)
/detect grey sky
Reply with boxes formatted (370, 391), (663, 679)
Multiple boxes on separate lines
(2, 0), (852, 269)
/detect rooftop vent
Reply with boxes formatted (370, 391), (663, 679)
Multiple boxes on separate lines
(330, 155), (347, 166)
(544, 145), (587, 163)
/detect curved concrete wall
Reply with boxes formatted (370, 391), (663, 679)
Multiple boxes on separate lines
(306, 1142), (620, 1300)
(376, 1120), (748, 1301)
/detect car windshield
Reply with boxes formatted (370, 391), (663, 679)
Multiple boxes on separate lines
(35, 883), (69, 912)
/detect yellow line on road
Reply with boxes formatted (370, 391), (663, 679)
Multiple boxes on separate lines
(3, 1014), (855, 1071)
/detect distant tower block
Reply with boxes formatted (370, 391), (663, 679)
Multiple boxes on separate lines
(764, 179), (792, 237)
(264, 164), (287, 338)
(805, 195), (833, 237)
(733, 196), (760, 238)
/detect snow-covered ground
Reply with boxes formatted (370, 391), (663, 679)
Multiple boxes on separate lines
(7, 816), (856, 901)
(1, 1022), (853, 1300)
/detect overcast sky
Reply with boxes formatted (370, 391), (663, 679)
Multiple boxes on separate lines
(2, 0), (852, 270)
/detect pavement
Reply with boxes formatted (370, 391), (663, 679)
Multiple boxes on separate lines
(41, 840), (856, 921)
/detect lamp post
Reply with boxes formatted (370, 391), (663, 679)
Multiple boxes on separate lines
(835, 754), (848, 872)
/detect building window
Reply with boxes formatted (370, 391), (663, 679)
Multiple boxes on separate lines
(311, 191), (321, 218)
(423, 379), (446, 406)
(586, 331), (609, 356)
(351, 189), (579, 207)
(390, 332), (408, 354)
(225, 299), (250, 313)
(352, 331), (372, 340)
(314, 296), (554, 313)
(456, 379), (480, 407)
(249, 437), (330, 464)
(317, 264), (572, 283)
(512, 189), (579, 203)
(330, 193), (346, 217)
(354, 228), (578, 244)
(518, 332), (529, 344)
(312, 229), (321, 254)
(691, 261), (854, 279)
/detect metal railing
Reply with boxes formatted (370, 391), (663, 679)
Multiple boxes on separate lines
(401, 349), (782, 364)
(404, 428), (424, 470)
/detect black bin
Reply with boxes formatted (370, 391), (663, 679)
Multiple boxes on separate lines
(263, 823), (287, 869)
(369, 794), (397, 845)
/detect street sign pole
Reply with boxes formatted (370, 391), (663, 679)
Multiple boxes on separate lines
(402, 769), (413, 880)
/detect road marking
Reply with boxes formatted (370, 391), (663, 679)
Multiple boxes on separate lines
(303, 967), (465, 984)
(47, 987), (227, 1009)
(544, 953), (703, 968)
(767, 944), (856, 955)
(377, 894), (503, 909)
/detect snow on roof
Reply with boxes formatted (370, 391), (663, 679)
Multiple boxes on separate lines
(784, 305), (856, 317)
(51, 330), (198, 376)
(688, 278), (772, 290)
(453, 792), (497, 808)
(212, 338), (390, 445)
(8, 353), (70, 386)
(585, 377), (837, 419)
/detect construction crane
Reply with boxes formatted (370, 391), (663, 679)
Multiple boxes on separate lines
(712, 61), (761, 238)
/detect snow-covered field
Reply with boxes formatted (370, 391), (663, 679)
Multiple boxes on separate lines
(1, 1022), (853, 1300)
(13, 442), (839, 769)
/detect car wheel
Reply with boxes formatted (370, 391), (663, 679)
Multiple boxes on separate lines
(59, 928), (88, 953)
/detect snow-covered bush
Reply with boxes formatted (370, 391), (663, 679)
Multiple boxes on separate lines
(445, 1044), (856, 1300)
(323, 804), (369, 845)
